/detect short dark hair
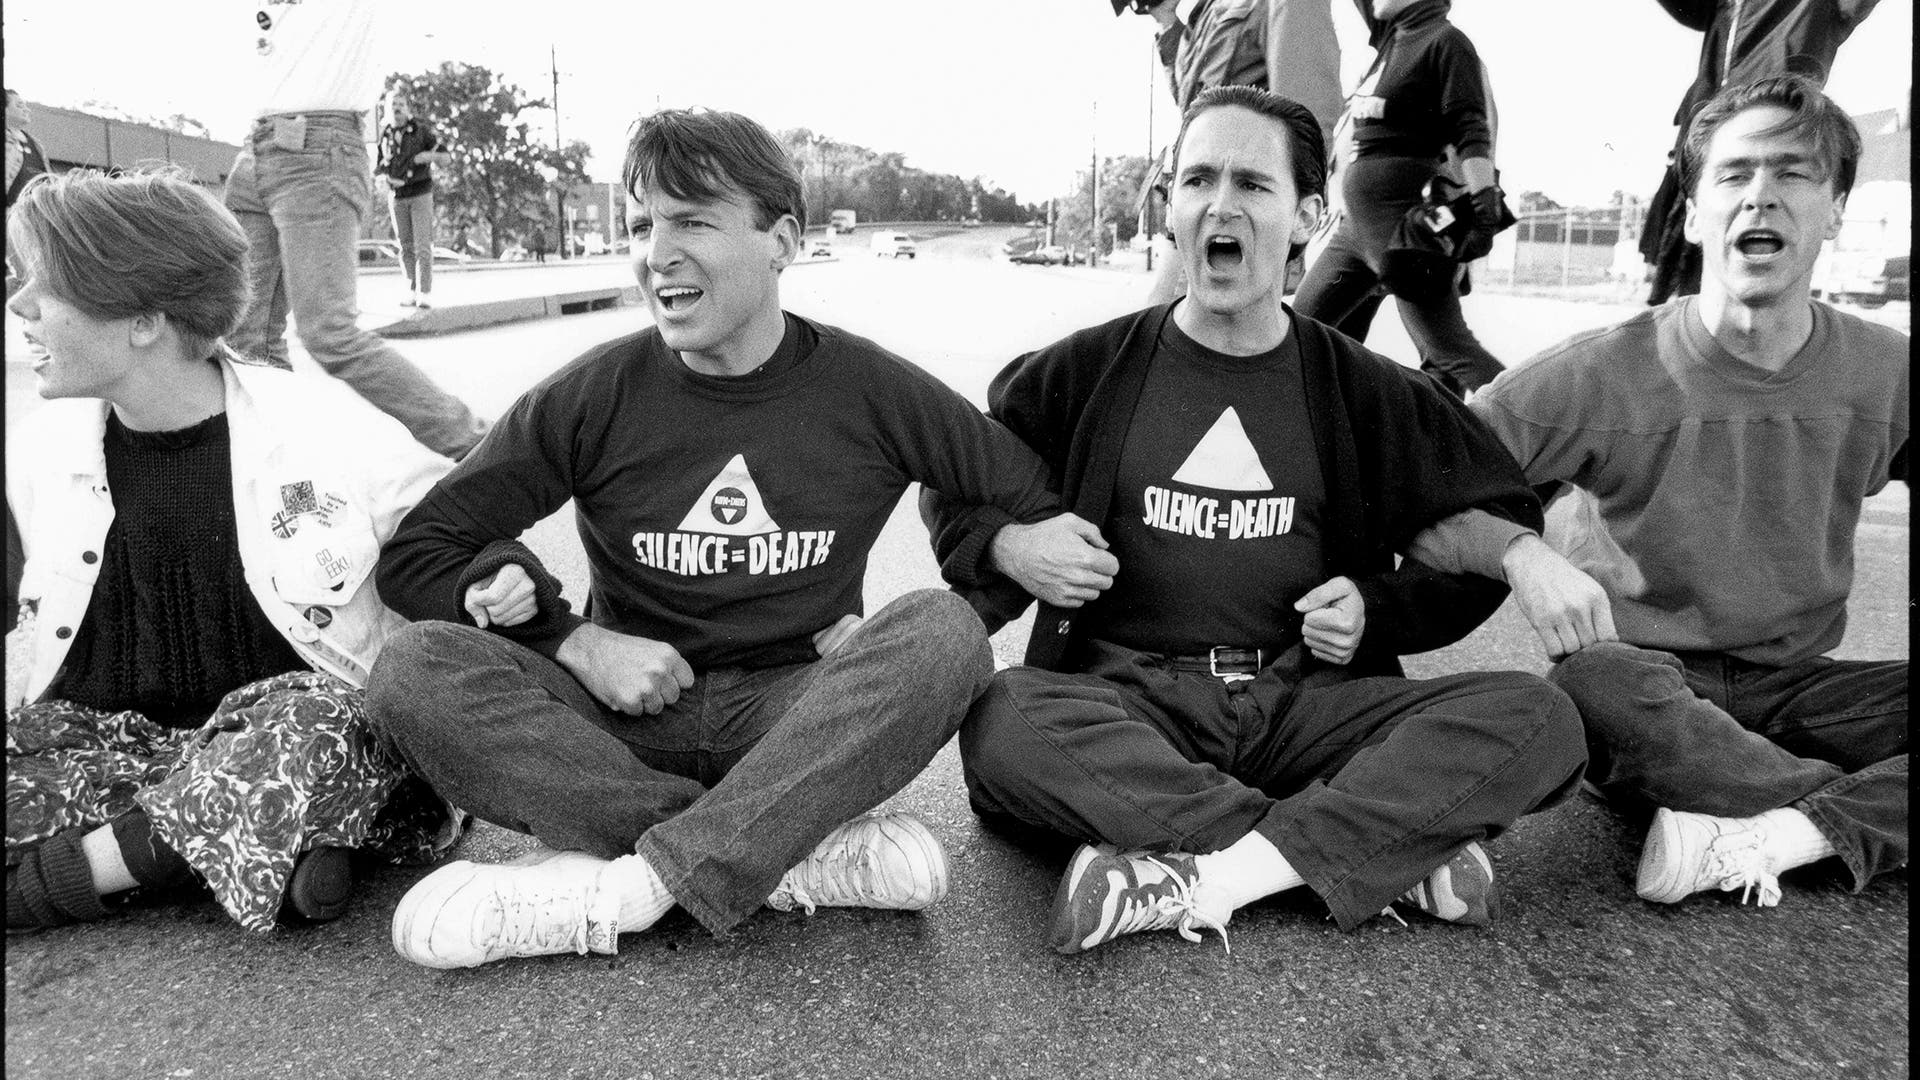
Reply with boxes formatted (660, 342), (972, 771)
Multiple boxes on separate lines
(623, 108), (806, 233)
(1681, 74), (1862, 198)
(1174, 85), (1328, 204)
(9, 167), (251, 359)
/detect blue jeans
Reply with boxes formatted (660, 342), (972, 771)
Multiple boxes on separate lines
(1550, 641), (1908, 890)
(960, 641), (1586, 929)
(390, 190), (434, 295)
(223, 112), (483, 459)
(365, 589), (992, 934)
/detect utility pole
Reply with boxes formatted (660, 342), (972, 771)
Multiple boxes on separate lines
(1089, 101), (1100, 268)
(552, 44), (567, 260)
(1144, 40), (1155, 272)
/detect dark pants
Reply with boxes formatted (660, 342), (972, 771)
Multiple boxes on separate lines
(1550, 642), (1908, 890)
(1296, 155), (1506, 396)
(960, 641), (1586, 930)
(365, 589), (992, 934)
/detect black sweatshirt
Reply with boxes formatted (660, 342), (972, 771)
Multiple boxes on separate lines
(377, 315), (1057, 670)
(1347, 0), (1495, 162)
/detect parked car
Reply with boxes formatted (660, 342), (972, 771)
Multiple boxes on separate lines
(807, 238), (834, 259)
(357, 239), (401, 266)
(430, 245), (474, 264)
(1010, 244), (1071, 266)
(870, 231), (916, 259)
(1000, 234), (1046, 259)
(1814, 250), (1909, 309)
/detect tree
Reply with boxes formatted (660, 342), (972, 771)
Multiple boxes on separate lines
(385, 63), (590, 258)
(1054, 154), (1152, 256)
(1516, 190), (1564, 214)
(775, 128), (1042, 226)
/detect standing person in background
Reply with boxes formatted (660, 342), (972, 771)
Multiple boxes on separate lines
(5, 89), (51, 304)
(1639, 0), (1882, 304)
(1293, 0), (1508, 400)
(5, 90), (49, 211)
(1111, 0), (1346, 305)
(377, 88), (451, 311)
(530, 223), (550, 264)
(224, 0), (486, 459)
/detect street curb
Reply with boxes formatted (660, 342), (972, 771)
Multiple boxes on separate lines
(369, 285), (641, 337)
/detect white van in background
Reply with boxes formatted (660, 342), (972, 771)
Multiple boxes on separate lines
(869, 231), (916, 259)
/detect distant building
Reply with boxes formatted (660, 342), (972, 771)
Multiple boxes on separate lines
(16, 99), (241, 188)
(563, 180), (625, 249)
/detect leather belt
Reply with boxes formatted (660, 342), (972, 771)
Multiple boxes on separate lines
(1166, 646), (1265, 678)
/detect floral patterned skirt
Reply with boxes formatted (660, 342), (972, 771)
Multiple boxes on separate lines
(6, 671), (456, 932)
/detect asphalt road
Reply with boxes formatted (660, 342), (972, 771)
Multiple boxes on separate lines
(4, 230), (1909, 1080)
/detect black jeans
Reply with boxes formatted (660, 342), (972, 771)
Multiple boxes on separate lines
(1296, 154), (1506, 396)
(960, 641), (1586, 929)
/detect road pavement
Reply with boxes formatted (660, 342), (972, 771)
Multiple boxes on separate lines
(3, 229), (1909, 1080)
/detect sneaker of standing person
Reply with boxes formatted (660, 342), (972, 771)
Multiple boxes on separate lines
(1047, 844), (1232, 955)
(1636, 806), (1835, 908)
(766, 811), (949, 914)
(1393, 841), (1499, 926)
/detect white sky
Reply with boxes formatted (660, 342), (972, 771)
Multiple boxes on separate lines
(1, 1), (1910, 205)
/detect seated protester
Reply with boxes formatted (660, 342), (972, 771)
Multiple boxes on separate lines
(366, 107), (1060, 970)
(922, 86), (1585, 954)
(5, 168), (458, 934)
(1409, 75), (1907, 910)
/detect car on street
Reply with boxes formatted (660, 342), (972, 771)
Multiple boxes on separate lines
(1010, 244), (1075, 266)
(1814, 250), (1909, 309)
(808, 238), (834, 259)
(870, 231), (916, 259)
(358, 239), (475, 266)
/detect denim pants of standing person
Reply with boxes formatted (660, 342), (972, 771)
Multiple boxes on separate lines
(1295, 155), (1506, 397)
(222, 112), (483, 459)
(959, 640), (1586, 930)
(391, 190), (435, 296)
(365, 589), (993, 934)
(1549, 641), (1908, 891)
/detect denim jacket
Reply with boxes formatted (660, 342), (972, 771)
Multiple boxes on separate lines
(6, 353), (453, 706)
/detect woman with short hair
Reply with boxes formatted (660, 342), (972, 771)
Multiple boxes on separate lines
(5, 167), (459, 933)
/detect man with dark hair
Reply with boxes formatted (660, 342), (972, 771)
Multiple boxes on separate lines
(1113, 0), (1345, 304)
(364, 107), (1062, 968)
(925, 85), (1585, 954)
(1411, 75), (1908, 911)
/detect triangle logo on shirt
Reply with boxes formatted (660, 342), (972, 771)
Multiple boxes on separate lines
(676, 454), (783, 535)
(1170, 408), (1274, 491)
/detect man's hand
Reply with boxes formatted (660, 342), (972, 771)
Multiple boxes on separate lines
(988, 513), (1120, 608)
(812, 614), (864, 658)
(1294, 576), (1366, 665)
(1502, 534), (1617, 659)
(463, 564), (537, 629)
(555, 623), (696, 716)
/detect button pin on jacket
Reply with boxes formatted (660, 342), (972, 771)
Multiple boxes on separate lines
(303, 606), (334, 629)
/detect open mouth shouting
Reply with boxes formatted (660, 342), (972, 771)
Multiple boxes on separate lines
(654, 284), (703, 312)
(1204, 235), (1245, 273)
(1732, 228), (1787, 262)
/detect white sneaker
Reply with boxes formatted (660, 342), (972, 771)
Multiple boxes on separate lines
(767, 812), (950, 914)
(391, 849), (621, 968)
(1636, 807), (1783, 908)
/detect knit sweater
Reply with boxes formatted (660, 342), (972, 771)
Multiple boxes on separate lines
(923, 303), (1542, 674)
(377, 315), (1058, 670)
(54, 412), (305, 726)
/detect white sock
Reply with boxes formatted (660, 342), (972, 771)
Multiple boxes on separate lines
(1754, 808), (1835, 873)
(1192, 831), (1305, 912)
(597, 853), (676, 933)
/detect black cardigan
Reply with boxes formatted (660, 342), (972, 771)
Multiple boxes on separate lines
(922, 304), (1542, 675)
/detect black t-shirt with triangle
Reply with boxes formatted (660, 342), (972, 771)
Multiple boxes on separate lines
(377, 314), (1057, 669)
(1086, 317), (1326, 656)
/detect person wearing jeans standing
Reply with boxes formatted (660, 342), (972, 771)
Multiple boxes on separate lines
(224, 0), (485, 460)
(377, 89), (450, 310)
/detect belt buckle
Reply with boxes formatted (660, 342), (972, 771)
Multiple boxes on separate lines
(1209, 646), (1262, 682)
